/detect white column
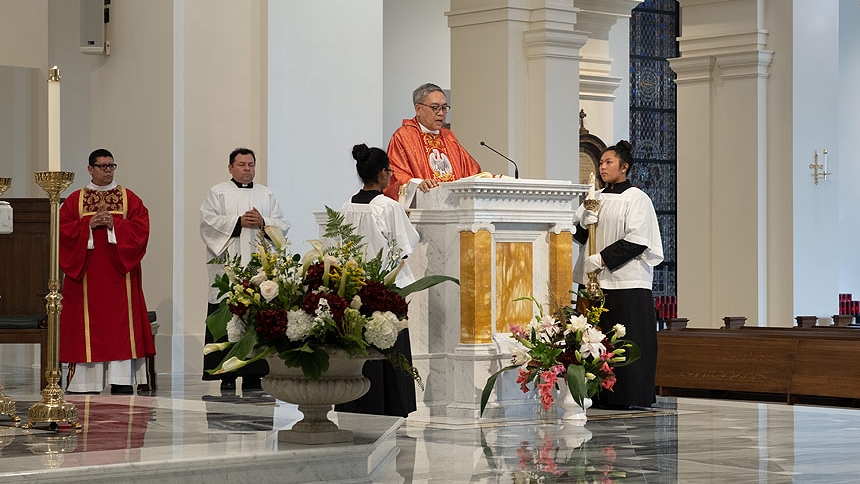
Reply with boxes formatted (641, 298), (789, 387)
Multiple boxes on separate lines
(447, 0), (586, 181)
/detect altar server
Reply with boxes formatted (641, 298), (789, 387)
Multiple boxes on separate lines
(200, 147), (290, 391)
(573, 140), (663, 409)
(335, 143), (419, 417)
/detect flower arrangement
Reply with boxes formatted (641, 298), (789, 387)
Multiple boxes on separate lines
(480, 293), (641, 415)
(204, 207), (456, 382)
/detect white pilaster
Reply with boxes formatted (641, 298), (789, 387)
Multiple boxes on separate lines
(672, 0), (774, 327)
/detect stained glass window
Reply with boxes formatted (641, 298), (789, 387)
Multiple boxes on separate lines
(630, 1), (679, 299)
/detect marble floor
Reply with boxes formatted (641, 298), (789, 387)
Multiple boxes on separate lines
(1, 364), (860, 483)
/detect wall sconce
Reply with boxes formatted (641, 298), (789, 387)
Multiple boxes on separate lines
(810, 149), (831, 185)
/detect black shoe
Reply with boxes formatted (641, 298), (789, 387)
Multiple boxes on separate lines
(110, 384), (134, 395)
(241, 377), (262, 390)
(220, 377), (237, 391)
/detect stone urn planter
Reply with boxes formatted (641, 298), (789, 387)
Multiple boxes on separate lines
(262, 347), (382, 445)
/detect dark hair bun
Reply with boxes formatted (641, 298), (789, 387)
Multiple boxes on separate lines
(616, 140), (632, 156)
(352, 143), (370, 163)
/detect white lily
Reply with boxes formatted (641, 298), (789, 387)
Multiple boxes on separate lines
(384, 259), (404, 286)
(301, 239), (324, 274)
(257, 244), (270, 271)
(215, 356), (247, 374)
(264, 225), (286, 249)
(203, 342), (231, 355)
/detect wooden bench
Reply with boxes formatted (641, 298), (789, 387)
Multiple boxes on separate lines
(0, 315), (49, 388)
(656, 327), (860, 404)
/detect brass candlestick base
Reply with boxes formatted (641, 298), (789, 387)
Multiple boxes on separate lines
(24, 430), (78, 468)
(23, 171), (81, 431)
(0, 383), (20, 423)
(582, 198), (604, 300)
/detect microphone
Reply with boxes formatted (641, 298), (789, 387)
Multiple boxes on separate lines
(480, 141), (519, 179)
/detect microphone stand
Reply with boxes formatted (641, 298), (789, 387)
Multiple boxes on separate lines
(479, 141), (519, 179)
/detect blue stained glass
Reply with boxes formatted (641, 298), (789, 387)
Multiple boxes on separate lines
(630, 1), (679, 298)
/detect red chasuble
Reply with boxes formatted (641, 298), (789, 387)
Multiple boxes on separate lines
(59, 186), (154, 364)
(384, 117), (482, 200)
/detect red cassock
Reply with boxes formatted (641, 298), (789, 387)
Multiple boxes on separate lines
(59, 186), (155, 363)
(383, 117), (482, 200)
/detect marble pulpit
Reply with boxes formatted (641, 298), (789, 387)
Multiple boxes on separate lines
(404, 178), (589, 418)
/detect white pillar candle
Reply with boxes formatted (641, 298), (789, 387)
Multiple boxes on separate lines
(47, 66), (61, 172)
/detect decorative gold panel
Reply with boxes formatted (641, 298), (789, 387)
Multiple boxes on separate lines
(459, 230), (493, 344)
(495, 242), (533, 334)
(548, 231), (574, 313)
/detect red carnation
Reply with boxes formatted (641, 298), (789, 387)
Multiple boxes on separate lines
(358, 280), (408, 318)
(228, 303), (248, 316)
(557, 347), (579, 367)
(301, 292), (348, 324)
(255, 308), (289, 341)
(304, 262), (326, 291)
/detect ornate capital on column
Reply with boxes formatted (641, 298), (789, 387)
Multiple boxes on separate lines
(550, 222), (576, 234)
(575, 0), (642, 40)
(669, 56), (716, 85)
(523, 28), (588, 60)
(716, 50), (773, 80)
(459, 221), (496, 234)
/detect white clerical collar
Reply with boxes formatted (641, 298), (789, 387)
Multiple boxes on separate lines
(417, 121), (440, 135)
(86, 181), (118, 191)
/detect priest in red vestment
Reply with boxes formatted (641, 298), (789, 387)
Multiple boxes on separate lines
(59, 148), (154, 395)
(384, 83), (482, 200)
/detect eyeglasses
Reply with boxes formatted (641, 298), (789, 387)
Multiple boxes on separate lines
(417, 103), (451, 114)
(91, 163), (117, 171)
(384, 168), (394, 173)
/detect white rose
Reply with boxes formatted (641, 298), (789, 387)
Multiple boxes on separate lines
(259, 280), (279, 302)
(349, 295), (362, 310)
(612, 323), (626, 338)
(250, 269), (267, 287)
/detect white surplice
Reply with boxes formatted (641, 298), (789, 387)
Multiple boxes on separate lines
(200, 181), (291, 304)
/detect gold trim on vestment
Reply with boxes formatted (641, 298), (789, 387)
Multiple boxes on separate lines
(126, 273), (137, 359)
(82, 272), (92, 361)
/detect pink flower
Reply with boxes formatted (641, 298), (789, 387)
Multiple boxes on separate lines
(516, 368), (531, 393)
(601, 374), (616, 390)
(510, 324), (526, 338)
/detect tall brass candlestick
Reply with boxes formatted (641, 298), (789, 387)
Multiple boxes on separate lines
(23, 171), (81, 430)
(0, 177), (19, 422)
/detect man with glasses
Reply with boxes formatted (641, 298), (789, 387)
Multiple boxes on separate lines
(384, 83), (481, 200)
(199, 147), (290, 392)
(59, 148), (155, 395)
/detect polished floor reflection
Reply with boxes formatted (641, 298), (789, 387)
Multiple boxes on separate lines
(2, 364), (860, 483)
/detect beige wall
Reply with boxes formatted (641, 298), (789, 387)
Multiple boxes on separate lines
(179, 0), (267, 373)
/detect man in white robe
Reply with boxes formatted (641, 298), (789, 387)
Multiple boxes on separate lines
(199, 147), (290, 391)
